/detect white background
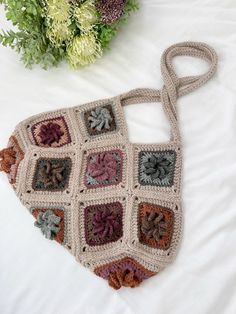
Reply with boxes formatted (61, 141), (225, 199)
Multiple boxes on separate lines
(0, 1), (236, 313)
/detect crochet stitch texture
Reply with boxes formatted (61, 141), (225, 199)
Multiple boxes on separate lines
(0, 42), (217, 289)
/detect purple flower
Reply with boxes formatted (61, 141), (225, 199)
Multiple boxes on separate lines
(96, 0), (127, 24)
(39, 122), (64, 146)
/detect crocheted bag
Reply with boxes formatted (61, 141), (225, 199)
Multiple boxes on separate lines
(0, 42), (217, 289)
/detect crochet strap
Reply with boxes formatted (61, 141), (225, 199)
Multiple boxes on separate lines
(120, 41), (218, 140)
(120, 88), (161, 106)
(121, 41), (217, 107)
(160, 41), (218, 119)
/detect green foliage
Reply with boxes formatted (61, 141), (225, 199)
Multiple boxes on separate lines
(0, 0), (139, 69)
(97, 0), (139, 49)
(0, 29), (66, 69)
(0, 0), (66, 68)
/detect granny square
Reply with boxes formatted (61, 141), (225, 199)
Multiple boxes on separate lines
(84, 202), (123, 246)
(32, 157), (72, 191)
(138, 150), (176, 187)
(84, 149), (123, 189)
(82, 103), (117, 136)
(31, 116), (71, 148)
(138, 202), (174, 250)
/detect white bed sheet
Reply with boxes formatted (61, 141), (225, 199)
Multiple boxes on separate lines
(0, 1), (236, 313)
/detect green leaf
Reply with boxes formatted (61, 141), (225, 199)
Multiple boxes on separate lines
(0, 0), (139, 68)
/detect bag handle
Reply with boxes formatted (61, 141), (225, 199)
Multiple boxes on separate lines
(120, 41), (218, 141)
(121, 42), (217, 107)
(160, 41), (218, 119)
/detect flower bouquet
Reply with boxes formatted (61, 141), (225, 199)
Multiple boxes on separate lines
(0, 0), (138, 69)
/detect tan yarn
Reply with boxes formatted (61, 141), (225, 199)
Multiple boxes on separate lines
(0, 42), (217, 289)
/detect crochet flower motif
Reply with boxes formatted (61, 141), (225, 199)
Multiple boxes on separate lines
(139, 151), (176, 186)
(84, 201), (123, 245)
(33, 158), (71, 191)
(141, 210), (167, 241)
(34, 210), (61, 240)
(96, 0), (127, 24)
(38, 122), (64, 146)
(95, 257), (156, 289)
(87, 152), (117, 183)
(92, 208), (120, 238)
(0, 147), (16, 173)
(88, 107), (113, 132)
(38, 161), (65, 188)
(31, 116), (71, 148)
(108, 268), (142, 289)
(143, 156), (171, 180)
(138, 202), (174, 250)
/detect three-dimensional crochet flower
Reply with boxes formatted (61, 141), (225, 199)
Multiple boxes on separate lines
(108, 268), (142, 289)
(143, 154), (172, 180)
(92, 208), (120, 238)
(38, 122), (64, 146)
(38, 161), (65, 187)
(0, 147), (16, 173)
(141, 210), (167, 241)
(34, 210), (61, 240)
(67, 33), (102, 67)
(96, 0), (127, 24)
(88, 107), (113, 131)
(87, 152), (117, 182)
